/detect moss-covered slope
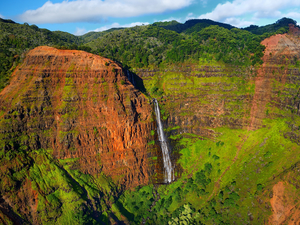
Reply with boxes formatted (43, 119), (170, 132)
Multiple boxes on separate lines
(112, 28), (300, 225)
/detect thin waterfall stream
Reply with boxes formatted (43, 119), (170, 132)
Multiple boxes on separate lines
(153, 99), (174, 183)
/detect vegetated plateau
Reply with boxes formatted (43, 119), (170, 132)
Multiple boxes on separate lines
(1, 17), (300, 224)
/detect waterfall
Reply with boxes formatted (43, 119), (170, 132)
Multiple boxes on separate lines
(126, 70), (135, 87)
(153, 99), (174, 183)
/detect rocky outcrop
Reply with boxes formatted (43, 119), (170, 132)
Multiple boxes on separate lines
(249, 31), (300, 130)
(269, 181), (300, 225)
(0, 46), (154, 188)
(0, 46), (158, 223)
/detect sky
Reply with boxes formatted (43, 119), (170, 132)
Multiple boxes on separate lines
(1, 0), (300, 36)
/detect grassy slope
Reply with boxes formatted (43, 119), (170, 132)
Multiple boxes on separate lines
(0, 147), (119, 224)
(113, 59), (300, 224)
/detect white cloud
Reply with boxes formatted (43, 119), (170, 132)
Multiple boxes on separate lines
(92, 21), (149, 32)
(162, 17), (184, 23)
(153, 16), (184, 24)
(74, 27), (87, 36)
(224, 17), (253, 27)
(19, 0), (192, 24)
(284, 11), (300, 20)
(253, 10), (282, 20)
(93, 23), (122, 32)
(198, 0), (300, 27)
(0, 13), (4, 19)
(186, 12), (195, 21)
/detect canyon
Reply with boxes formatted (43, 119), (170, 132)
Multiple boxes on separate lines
(1, 23), (300, 224)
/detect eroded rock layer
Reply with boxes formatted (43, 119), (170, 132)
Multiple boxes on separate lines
(0, 46), (154, 188)
(249, 29), (300, 130)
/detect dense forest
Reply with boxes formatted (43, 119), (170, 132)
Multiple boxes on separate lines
(0, 17), (294, 91)
(85, 18), (291, 68)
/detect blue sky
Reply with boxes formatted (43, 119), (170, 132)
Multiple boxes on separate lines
(1, 0), (300, 35)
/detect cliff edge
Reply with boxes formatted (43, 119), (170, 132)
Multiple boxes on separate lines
(0, 46), (154, 223)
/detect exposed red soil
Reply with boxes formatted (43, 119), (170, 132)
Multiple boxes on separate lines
(248, 30), (300, 130)
(269, 182), (300, 225)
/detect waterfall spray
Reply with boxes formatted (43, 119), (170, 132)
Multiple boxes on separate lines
(153, 99), (174, 183)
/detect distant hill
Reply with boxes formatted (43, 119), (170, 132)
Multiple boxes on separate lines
(0, 17), (297, 91)
(0, 18), (16, 24)
(0, 18), (81, 90)
(80, 27), (125, 43)
(153, 19), (236, 33)
(52, 30), (81, 45)
(84, 20), (265, 68)
(244, 17), (298, 35)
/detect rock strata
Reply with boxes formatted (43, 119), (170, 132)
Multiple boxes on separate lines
(0, 46), (154, 188)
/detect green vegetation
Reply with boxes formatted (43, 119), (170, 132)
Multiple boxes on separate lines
(0, 147), (116, 224)
(84, 18), (294, 69)
(152, 18), (235, 33)
(244, 17), (296, 35)
(86, 23), (267, 68)
(1, 16), (300, 224)
(114, 118), (300, 224)
(0, 19), (84, 90)
(1, 17), (294, 92)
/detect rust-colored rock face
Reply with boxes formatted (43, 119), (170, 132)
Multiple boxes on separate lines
(0, 46), (154, 188)
(249, 30), (300, 130)
(269, 182), (300, 225)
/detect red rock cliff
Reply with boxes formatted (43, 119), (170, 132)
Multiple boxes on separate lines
(249, 28), (300, 130)
(0, 46), (154, 188)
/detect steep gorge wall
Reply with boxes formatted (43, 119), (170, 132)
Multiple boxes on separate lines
(0, 46), (154, 190)
(249, 32), (300, 131)
(136, 64), (253, 139)
(0, 46), (159, 223)
(133, 30), (300, 224)
(135, 31), (300, 142)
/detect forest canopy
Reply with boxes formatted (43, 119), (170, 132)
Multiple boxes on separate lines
(0, 17), (297, 90)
